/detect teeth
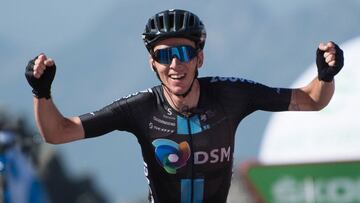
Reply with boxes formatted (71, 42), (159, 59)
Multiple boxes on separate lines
(170, 74), (185, 79)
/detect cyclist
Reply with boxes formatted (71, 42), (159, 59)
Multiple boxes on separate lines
(25, 9), (343, 203)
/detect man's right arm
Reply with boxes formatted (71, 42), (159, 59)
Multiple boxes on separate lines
(34, 98), (84, 144)
(26, 54), (85, 144)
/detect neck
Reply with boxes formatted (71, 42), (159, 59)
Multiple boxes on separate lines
(163, 79), (200, 115)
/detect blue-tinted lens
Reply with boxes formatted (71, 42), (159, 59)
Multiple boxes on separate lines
(153, 45), (197, 64)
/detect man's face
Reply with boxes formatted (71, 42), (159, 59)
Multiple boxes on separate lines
(150, 38), (203, 95)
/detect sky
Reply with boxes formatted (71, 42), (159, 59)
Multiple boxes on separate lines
(1, 0), (360, 202)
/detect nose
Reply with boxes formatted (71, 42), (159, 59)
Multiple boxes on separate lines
(169, 57), (182, 70)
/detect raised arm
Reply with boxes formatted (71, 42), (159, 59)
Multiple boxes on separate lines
(289, 41), (344, 111)
(25, 54), (84, 144)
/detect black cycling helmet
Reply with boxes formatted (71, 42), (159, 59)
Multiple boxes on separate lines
(142, 9), (206, 52)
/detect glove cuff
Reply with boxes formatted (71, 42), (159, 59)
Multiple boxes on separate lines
(317, 74), (334, 82)
(32, 89), (51, 99)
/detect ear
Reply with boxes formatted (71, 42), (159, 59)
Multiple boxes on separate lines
(196, 51), (204, 69)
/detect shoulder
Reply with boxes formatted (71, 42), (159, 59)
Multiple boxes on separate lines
(199, 76), (259, 89)
(120, 87), (156, 103)
(106, 87), (158, 111)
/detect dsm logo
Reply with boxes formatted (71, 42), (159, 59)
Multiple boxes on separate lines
(152, 139), (190, 174)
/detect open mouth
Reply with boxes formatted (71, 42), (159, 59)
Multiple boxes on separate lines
(169, 74), (186, 80)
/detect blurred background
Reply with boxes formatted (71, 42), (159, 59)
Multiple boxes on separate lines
(1, 0), (360, 202)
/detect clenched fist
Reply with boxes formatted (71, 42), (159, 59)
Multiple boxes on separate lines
(316, 41), (344, 82)
(25, 54), (56, 99)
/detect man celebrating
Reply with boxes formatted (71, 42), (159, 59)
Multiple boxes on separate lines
(25, 9), (343, 203)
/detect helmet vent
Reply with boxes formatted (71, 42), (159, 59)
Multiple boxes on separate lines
(150, 19), (155, 30)
(189, 15), (195, 27)
(169, 14), (175, 31)
(159, 15), (164, 30)
(178, 14), (184, 29)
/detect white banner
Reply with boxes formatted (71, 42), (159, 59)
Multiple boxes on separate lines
(259, 38), (360, 164)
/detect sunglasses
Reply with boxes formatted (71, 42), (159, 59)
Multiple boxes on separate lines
(152, 45), (198, 65)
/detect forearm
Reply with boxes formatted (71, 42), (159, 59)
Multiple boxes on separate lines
(34, 98), (84, 144)
(289, 77), (334, 111)
(306, 77), (334, 109)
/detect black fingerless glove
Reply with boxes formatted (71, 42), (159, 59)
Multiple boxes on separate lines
(316, 42), (344, 82)
(25, 57), (56, 99)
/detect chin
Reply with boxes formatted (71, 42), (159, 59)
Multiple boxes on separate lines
(171, 88), (186, 95)
(167, 85), (187, 94)
(164, 79), (192, 95)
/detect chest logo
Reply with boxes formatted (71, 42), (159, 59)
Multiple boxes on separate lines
(152, 139), (190, 174)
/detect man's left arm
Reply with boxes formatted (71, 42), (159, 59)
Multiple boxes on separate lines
(289, 41), (344, 111)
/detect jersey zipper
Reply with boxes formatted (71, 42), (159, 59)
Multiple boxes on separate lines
(186, 116), (194, 203)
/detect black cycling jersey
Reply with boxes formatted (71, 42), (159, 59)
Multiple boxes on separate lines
(79, 76), (291, 203)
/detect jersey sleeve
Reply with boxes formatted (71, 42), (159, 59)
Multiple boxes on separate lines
(79, 97), (136, 138)
(246, 81), (292, 112)
(207, 76), (292, 115)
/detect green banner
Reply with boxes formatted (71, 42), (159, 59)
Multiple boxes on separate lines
(243, 161), (360, 203)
